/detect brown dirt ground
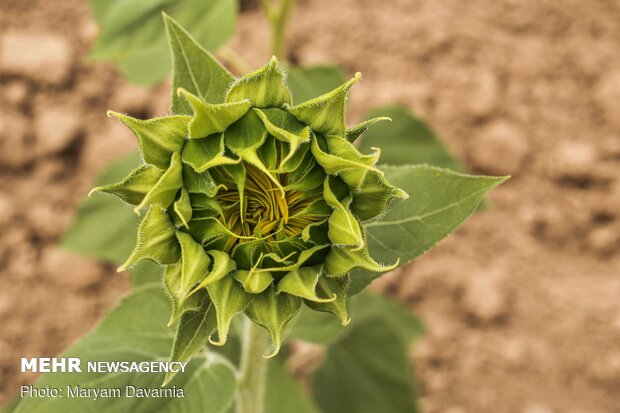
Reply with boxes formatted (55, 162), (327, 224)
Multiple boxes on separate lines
(1, 0), (620, 412)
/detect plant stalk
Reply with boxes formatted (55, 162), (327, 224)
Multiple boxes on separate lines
(261, 0), (294, 60)
(236, 319), (269, 413)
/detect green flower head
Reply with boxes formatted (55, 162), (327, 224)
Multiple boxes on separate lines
(93, 41), (407, 355)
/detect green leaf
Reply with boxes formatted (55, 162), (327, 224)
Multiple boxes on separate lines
(350, 165), (507, 294)
(61, 152), (141, 263)
(163, 12), (235, 114)
(130, 261), (161, 287)
(107, 112), (189, 169)
(286, 65), (347, 104)
(357, 106), (464, 171)
(264, 360), (320, 413)
(226, 56), (292, 108)
(164, 298), (216, 385)
(287, 72), (361, 137)
(244, 286), (302, 357)
(312, 293), (422, 413)
(89, 0), (236, 87)
(288, 306), (345, 345)
(119, 206), (181, 271)
(13, 284), (236, 413)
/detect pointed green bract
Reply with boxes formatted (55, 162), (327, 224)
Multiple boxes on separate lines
(108, 111), (189, 169)
(244, 286), (302, 357)
(277, 265), (336, 303)
(164, 298), (216, 386)
(254, 108), (311, 169)
(165, 262), (204, 324)
(346, 116), (391, 143)
(182, 134), (241, 172)
(351, 171), (408, 222)
(163, 13), (235, 114)
(119, 206), (180, 271)
(173, 187), (193, 228)
(207, 276), (254, 345)
(235, 269), (274, 294)
(305, 276), (350, 325)
(287, 72), (361, 137)
(90, 164), (164, 205)
(134, 151), (183, 214)
(324, 177), (363, 249)
(226, 56), (292, 108)
(179, 88), (251, 138)
(324, 240), (399, 278)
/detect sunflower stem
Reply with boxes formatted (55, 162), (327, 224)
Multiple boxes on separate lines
(261, 0), (294, 60)
(236, 318), (269, 413)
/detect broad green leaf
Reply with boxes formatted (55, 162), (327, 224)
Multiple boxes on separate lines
(350, 165), (507, 294)
(287, 72), (361, 137)
(286, 65), (347, 104)
(357, 106), (464, 170)
(163, 12), (236, 114)
(226, 56), (292, 108)
(244, 286), (302, 357)
(351, 293), (424, 344)
(61, 152), (140, 263)
(130, 260), (161, 287)
(89, 0), (236, 87)
(312, 293), (422, 413)
(13, 284), (236, 413)
(264, 360), (320, 413)
(288, 306), (345, 345)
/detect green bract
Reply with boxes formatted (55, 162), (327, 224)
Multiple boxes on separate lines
(92, 21), (407, 360)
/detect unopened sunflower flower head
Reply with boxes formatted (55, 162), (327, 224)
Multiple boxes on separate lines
(92, 55), (408, 356)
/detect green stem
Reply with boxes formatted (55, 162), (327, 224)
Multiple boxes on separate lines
(261, 0), (294, 60)
(236, 319), (269, 413)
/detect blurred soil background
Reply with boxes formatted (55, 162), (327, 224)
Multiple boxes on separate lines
(1, 0), (620, 411)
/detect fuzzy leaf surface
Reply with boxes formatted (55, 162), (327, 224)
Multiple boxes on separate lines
(163, 13), (236, 114)
(312, 293), (423, 413)
(13, 284), (236, 413)
(89, 0), (236, 86)
(350, 165), (507, 294)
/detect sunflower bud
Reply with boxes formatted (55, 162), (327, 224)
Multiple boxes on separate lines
(93, 56), (407, 356)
